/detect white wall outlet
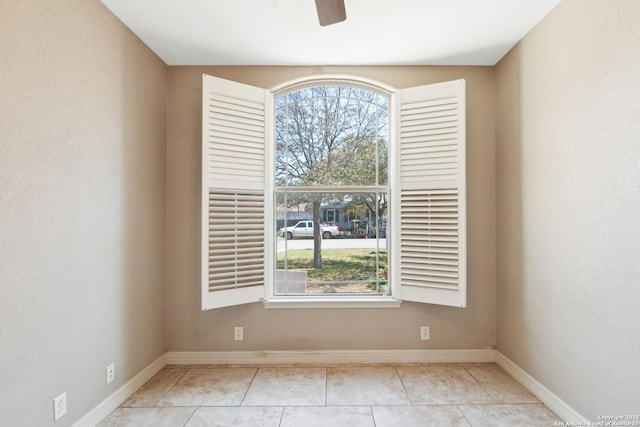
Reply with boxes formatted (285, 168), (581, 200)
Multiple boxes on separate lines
(106, 363), (115, 385)
(234, 326), (244, 341)
(420, 326), (430, 340)
(53, 392), (67, 421)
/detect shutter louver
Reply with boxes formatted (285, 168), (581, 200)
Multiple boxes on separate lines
(208, 190), (264, 291)
(400, 97), (459, 185)
(206, 93), (266, 191)
(400, 189), (459, 289)
(202, 75), (269, 310)
(396, 80), (466, 307)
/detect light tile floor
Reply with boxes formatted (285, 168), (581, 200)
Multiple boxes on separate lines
(99, 363), (561, 426)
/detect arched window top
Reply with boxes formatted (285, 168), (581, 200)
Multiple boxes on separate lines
(270, 74), (396, 97)
(274, 82), (389, 188)
(275, 85), (389, 115)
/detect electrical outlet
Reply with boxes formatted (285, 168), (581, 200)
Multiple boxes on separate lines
(420, 326), (430, 340)
(53, 392), (67, 421)
(106, 363), (115, 385)
(234, 326), (244, 341)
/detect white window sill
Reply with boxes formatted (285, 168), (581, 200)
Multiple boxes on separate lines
(263, 297), (402, 309)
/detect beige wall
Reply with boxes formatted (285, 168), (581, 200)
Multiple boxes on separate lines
(166, 66), (496, 351)
(495, 0), (640, 420)
(10, 0), (637, 423)
(0, 1), (167, 425)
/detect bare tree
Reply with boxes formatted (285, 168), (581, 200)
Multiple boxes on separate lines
(276, 86), (388, 268)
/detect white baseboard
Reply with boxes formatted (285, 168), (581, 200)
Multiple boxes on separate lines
(165, 349), (496, 365)
(72, 353), (167, 427)
(495, 351), (588, 423)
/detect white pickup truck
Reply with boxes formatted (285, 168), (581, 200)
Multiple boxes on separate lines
(278, 221), (340, 240)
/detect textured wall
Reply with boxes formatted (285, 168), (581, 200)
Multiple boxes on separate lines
(166, 66), (496, 352)
(495, 0), (640, 419)
(0, 1), (167, 425)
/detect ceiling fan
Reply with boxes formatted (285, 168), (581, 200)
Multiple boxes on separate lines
(315, 0), (346, 26)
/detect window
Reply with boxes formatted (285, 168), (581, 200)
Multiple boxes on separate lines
(325, 210), (336, 223)
(202, 75), (466, 310)
(275, 86), (389, 296)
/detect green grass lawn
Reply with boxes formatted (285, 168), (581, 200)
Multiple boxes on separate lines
(277, 248), (387, 292)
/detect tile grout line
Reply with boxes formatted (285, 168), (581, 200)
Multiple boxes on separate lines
(393, 366), (413, 405)
(457, 404), (474, 427)
(153, 366), (189, 407)
(324, 367), (328, 406)
(238, 367), (260, 407)
(461, 363), (483, 426)
(463, 364), (497, 404)
(277, 406), (285, 427)
(180, 407), (198, 427)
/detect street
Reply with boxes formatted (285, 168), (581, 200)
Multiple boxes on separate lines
(276, 237), (387, 252)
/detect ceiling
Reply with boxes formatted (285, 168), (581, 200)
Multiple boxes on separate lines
(100, 0), (561, 66)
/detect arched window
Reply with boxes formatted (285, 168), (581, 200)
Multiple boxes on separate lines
(274, 85), (389, 296)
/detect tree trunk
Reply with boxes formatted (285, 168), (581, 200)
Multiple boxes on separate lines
(312, 198), (322, 269)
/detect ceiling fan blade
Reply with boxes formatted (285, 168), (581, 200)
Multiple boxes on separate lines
(315, 0), (346, 26)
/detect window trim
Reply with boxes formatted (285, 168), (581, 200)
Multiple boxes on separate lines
(264, 297), (402, 310)
(325, 209), (336, 223)
(270, 81), (393, 302)
(269, 74), (397, 98)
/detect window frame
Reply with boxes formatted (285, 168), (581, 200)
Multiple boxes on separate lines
(325, 209), (336, 223)
(272, 82), (391, 301)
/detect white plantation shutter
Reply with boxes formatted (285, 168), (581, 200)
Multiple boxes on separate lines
(202, 75), (270, 310)
(395, 80), (466, 307)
